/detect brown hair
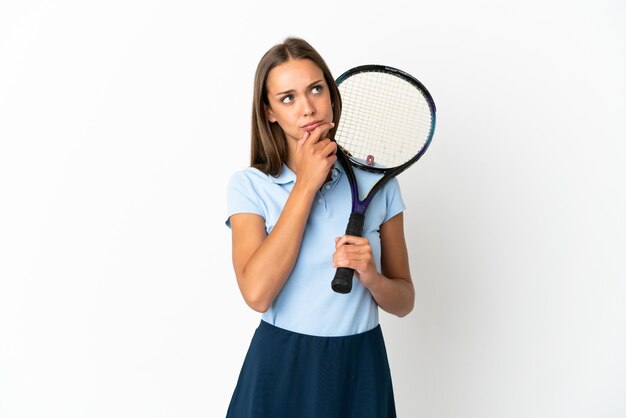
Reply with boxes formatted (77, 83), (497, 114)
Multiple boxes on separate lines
(250, 37), (342, 176)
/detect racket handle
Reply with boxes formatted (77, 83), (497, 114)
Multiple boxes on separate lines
(331, 213), (365, 294)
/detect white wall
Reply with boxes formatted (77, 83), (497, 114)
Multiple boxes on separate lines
(1, 0), (624, 417)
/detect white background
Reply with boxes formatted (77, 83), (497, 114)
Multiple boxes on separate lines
(1, 0), (625, 417)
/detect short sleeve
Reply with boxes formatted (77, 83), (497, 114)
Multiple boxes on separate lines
(225, 170), (265, 228)
(382, 177), (406, 223)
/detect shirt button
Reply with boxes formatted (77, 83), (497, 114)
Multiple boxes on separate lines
(325, 184), (331, 190)
(318, 198), (323, 204)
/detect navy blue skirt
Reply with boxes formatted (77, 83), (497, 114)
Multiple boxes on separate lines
(226, 320), (396, 418)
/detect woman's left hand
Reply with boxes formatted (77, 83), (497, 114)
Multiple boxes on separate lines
(332, 235), (382, 289)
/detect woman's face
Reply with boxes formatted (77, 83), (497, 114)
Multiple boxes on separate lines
(265, 58), (333, 143)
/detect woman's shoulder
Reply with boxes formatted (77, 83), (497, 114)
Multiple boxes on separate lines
(228, 166), (273, 188)
(231, 165), (269, 179)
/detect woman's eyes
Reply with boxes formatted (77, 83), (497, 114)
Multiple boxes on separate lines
(280, 85), (323, 105)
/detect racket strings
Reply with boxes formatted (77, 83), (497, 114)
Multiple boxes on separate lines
(336, 71), (433, 168)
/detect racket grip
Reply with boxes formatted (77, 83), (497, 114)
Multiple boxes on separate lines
(331, 213), (365, 294)
(331, 268), (355, 294)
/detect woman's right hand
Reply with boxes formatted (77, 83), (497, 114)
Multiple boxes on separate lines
(293, 122), (337, 193)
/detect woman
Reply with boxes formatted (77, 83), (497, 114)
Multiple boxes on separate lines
(225, 37), (414, 418)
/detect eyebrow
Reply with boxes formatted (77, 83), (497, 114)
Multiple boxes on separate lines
(275, 79), (324, 97)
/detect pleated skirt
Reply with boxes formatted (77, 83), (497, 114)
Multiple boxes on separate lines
(226, 320), (396, 418)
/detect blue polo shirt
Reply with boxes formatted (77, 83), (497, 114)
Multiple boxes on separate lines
(225, 161), (405, 337)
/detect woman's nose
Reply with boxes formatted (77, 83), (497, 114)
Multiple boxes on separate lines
(302, 97), (316, 116)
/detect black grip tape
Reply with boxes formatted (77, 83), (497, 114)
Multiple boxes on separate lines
(332, 268), (354, 294)
(345, 213), (365, 237)
(331, 213), (365, 294)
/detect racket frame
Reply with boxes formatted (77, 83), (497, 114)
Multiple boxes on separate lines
(331, 64), (436, 293)
(335, 64), (436, 216)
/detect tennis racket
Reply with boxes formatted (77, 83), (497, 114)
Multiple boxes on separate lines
(331, 64), (436, 294)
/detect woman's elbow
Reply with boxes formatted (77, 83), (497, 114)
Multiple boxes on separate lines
(239, 284), (271, 313)
(396, 301), (414, 318)
(245, 297), (270, 313)
(397, 284), (415, 317)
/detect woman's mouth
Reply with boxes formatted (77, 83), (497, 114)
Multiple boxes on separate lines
(301, 120), (324, 131)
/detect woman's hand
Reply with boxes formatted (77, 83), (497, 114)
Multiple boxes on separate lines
(293, 122), (337, 193)
(332, 235), (383, 290)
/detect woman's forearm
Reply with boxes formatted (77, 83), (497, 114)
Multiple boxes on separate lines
(236, 182), (316, 312)
(367, 274), (415, 317)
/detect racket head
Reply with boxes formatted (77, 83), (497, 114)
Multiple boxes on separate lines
(334, 65), (436, 174)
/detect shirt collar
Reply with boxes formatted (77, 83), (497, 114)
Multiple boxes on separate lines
(333, 159), (346, 174)
(270, 164), (297, 184)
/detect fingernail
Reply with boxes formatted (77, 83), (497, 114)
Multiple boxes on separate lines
(330, 122), (335, 127)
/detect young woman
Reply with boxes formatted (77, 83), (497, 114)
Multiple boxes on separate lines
(225, 37), (414, 418)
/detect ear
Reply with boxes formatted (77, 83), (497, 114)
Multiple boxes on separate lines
(265, 104), (277, 123)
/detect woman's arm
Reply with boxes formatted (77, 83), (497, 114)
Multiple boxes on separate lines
(229, 182), (315, 313)
(333, 212), (414, 317)
(230, 123), (337, 313)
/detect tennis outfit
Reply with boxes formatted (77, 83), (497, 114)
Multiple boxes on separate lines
(225, 161), (405, 417)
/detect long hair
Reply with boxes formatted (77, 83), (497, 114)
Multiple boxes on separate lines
(250, 37), (342, 176)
